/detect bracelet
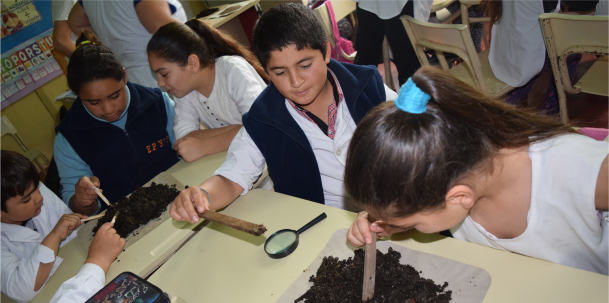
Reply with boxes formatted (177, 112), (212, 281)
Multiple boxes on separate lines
(199, 187), (211, 206)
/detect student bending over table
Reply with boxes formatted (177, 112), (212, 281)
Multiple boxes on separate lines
(147, 19), (269, 163)
(1, 151), (124, 302)
(169, 3), (398, 223)
(345, 67), (609, 274)
(54, 32), (179, 216)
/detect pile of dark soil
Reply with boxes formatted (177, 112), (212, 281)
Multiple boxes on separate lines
(295, 247), (452, 303)
(92, 182), (180, 238)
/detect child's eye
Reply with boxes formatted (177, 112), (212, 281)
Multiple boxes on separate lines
(110, 94), (119, 100)
(22, 196), (31, 203)
(161, 73), (168, 77)
(302, 63), (312, 69)
(89, 101), (99, 106)
(274, 71), (285, 76)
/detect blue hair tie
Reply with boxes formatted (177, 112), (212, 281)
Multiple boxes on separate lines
(395, 78), (431, 114)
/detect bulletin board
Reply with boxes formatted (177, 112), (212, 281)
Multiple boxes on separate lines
(1, 0), (62, 110)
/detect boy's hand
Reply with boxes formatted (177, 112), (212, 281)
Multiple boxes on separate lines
(74, 176), (101, 208)
(169, 186), (211, 223)
(51, 213), (86, 240)
(85, 223), (125, 274)
(347, 211), (406, 247)
(174, 137), (207, 163)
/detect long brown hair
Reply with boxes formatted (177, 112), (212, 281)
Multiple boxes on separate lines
(344, 67), (575, 219)
(147, 20), (270, 84)
(482, 0), (502, 24)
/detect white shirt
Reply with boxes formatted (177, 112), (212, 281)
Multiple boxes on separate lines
(215, 77), (398, 211)
(1, 183), (78, 302)
(49, 263), (105, 303)
(355, 0), (433, 21)
(52, 0), (78, 49)
(450, 134), (609, 274)
(80, 0), (187, 88)
(596, 0), (608, 16)
(173, 56), (266, 139)
(489, 0), (560, 87)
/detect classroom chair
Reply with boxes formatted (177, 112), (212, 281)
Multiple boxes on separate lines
(1, 115), (50, 175)
(401, 15), (512, 97)
(539, 13), (608, 123)
(460, 0), (490, 47)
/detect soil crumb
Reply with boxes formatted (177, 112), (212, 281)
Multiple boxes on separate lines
(295, 247), (452, 303)
(92, 182), (180, 238)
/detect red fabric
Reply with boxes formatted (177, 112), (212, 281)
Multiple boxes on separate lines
(577, 127), (609, 141)
(325, 1), (355, 63)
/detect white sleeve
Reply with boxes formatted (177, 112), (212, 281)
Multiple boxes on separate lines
(173, 95), (202, 140)
(224, 57), (266, 116)
(213, 127), (266, 195)
(49, 263), (105, 303)
(51, 0), (77, 21)
(384, 84), (398, 101)
(596, 0), (608, 15)
(1, 243), (57, 302)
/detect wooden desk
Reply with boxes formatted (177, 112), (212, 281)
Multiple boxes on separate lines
(148, 189), (608, 303)
(1, 153), (228, 303)
(199, 0), (260, 48)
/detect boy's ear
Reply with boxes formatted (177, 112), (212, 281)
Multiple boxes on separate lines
(123, 68), (128, 83)
(187, 54), (200, 72)
(445, 185), (475, 210)
(324, 40), (331, 64)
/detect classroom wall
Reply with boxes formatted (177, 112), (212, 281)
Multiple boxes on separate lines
(1, 74), (68, 166)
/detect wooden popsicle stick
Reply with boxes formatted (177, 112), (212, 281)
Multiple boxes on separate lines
(363, 231), (377, 301)
(110, 214), (117, 225)
(81, 213), (105, 222)
(198, 211), (266, 236)
(83, 176), (112, 207)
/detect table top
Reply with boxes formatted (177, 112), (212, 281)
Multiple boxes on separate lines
(148, 189), (608, 303)
(199, 0), (260, 29)
(1, 152), (228, 303)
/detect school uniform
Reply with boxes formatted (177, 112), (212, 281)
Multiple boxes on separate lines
(215, 59), (398, 211)
(78, 0), (187, 87)
(1, 183), (77, 302)
(49, 263), (105, 303)
(54, 82), (179, 213)
(173, 56), (266, 139)
(451, 134), (609, 274)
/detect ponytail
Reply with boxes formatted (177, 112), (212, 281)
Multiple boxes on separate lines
(68, 31), (124, 95)
(148, 20), (270, 83)
(345, 67), (574, 218)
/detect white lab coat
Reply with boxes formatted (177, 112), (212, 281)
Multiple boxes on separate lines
(49, 263), (105, 303)
(1, 183), (77, 302)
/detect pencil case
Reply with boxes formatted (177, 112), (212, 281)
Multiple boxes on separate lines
(85, 271), (170, 303)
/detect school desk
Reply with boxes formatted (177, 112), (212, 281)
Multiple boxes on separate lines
(0, 152), (228, 303)
(147, 189), (608, 303)
(199, 0), (260, 49)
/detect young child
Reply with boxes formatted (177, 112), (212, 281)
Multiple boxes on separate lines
(169, 3), (398, 223)
(0, 151), (124, 302)
(54, 32), (179, 216)
(345, 67), (608, 274)
(147, 19), (269, 163)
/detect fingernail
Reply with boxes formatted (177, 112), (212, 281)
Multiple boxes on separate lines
(192, 216), (198, 223)
(198, 206), (203, 212)
(366, 238), (371, 244)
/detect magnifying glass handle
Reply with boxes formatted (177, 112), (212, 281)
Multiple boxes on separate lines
(296, 213), (327, 235)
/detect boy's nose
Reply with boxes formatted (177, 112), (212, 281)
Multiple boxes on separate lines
(102, 102), (113, 114)
(289, 70), (303, 88)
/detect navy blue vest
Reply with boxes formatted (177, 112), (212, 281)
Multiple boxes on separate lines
(56, 82), (179, 211)
(242, 59), (386, 204)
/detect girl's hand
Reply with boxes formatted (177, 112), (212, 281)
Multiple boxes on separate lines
(346, 211), (408, 247)
(169, 186), (211, 223)
(86, 223), (125, 274)
(51, 213), (86, 240)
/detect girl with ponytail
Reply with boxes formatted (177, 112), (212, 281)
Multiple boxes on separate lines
(345, 67), (608, 274)
(147, 20), (269, 163)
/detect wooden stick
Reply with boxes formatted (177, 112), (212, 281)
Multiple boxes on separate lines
(110, 214), (117, 225)
(83, 176), (112, 207)
(363, 232), (377, 301)
(198, 211), (266, 236)
(81, 213), (105, 222)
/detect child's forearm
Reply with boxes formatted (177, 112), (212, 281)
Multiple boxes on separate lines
(35, 233), (61, 291)
(185, 125), (241, 140)
(202, 175), (244, 211)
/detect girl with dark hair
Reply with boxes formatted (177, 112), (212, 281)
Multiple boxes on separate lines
(54, 32), (179, 216)
(345, 67), (608, 274)
(147, 20), (269, 163)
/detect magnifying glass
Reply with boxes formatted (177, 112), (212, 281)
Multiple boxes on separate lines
(264, 213), (327, 259)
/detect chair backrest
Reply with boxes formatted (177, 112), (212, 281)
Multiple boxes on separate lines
(1, 115), (17, 137)
(313, 3), (337, 48)
(400, 15), (487, 92)
(539, 13), (609, 94)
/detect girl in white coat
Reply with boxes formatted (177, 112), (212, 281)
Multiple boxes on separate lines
(147, 19), (269, 163)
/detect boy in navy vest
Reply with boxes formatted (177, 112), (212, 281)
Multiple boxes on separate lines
(169, 3), (397, 224)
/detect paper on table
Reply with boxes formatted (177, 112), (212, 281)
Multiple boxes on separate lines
(277, 229), (491, 303)
(76, 172), (186, 252)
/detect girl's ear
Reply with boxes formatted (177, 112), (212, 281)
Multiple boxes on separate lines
(187, 54), (200, 73)
(445, 185), (475, 210)
(324, 40), (332, 64)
